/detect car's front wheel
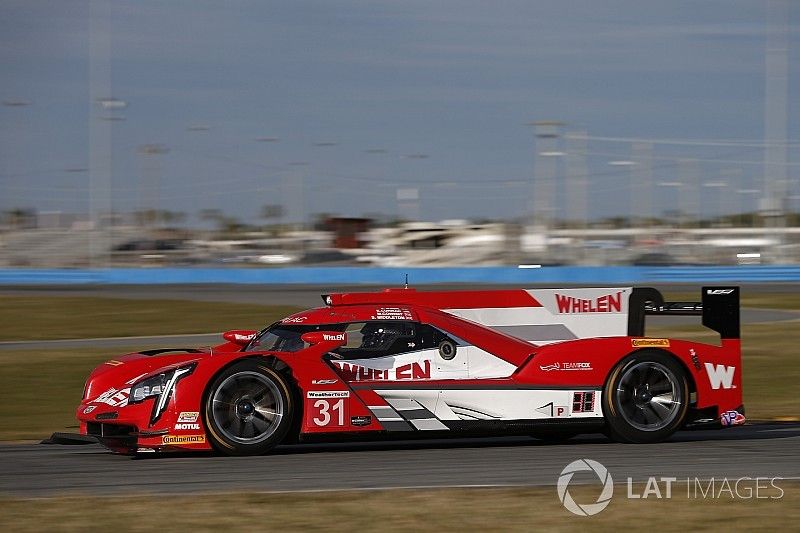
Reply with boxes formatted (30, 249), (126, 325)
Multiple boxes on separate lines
(602, 350), (689, 443)
(204, 360), (294, 456)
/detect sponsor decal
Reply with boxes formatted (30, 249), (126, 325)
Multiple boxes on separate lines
(333, 360), (432, 381)
(322, 333), (345, 342)
(105, 360), (124, 366)
(370, 307), (414, 320)
(312, 379), (339, 385)
(233, 333), (254, 342)
(162, 434), (205, 445)
(572, 391), (596, 413)
(555, 291), (623, 314)
(174, 423), (201, 430)
(177, 411), (199, 423)
(631, 338), (670, 348)
(536, 402), (569, 418)
(92, 387), (131, 407)
(539, 362), (593, 372)
(706, 289), (734, 295)
(704, 363), (736, 390)
(310, 398), (347, 426)
(83, 405), (96, 414)
(307, 390), (350, 399)
(351, 415), (373, 426)
(282, 316), (307, 323)
(720, 410), (746, 427)
(689, 348), (702, 371)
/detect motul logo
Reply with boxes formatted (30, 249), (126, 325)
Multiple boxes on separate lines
(704, 363), (736, 389)
(555, 291), (622, 313)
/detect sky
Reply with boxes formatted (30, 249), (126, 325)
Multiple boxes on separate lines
(1, 0), (798, 224)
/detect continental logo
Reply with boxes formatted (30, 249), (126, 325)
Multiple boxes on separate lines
(631, 338), (670, 348)
(161, 434), (206, 445)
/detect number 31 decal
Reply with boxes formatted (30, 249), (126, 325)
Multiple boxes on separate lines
(311, 399), (346, 426)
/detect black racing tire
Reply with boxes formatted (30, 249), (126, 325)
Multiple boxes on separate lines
(204, 360), (295, 456)
(602, 350), (689, 444)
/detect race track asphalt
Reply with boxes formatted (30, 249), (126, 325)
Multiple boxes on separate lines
(1, 423), (798, 497)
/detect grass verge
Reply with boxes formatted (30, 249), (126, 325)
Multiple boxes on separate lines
(0, 295), (299, 341)
(1, 485), (798, 531)
(0, 321), (797, 441)
(0, 346), (140, 440)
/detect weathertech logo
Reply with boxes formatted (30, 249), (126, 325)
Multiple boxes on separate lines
(555, 292), (623, 313)
(631, 338), (670, 348)
(162, 434), (205, 445)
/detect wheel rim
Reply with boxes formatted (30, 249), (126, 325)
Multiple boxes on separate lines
(615, 361), (682, 432)
(210, 371), (284, 444)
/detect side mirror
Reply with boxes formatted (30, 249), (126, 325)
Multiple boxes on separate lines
(301, 331), (347, 348)
(223, 330), (257, 346)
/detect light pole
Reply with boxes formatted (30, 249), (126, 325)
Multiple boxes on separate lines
(736, 189), (761, 229)
(397, 153), (429, 222)
(89, 0), (114, 267)
(608, 160), (637, 228)
(286, 161), (308, 231)
(565, 131), (588, 230)
(657, 182), (682, 227)
(137, 144), (169, 230)
(702, 181), (727, 226)
(678, 159), (699, 228)
(530, 121), (565, 232)
(763, 0), (790, 231)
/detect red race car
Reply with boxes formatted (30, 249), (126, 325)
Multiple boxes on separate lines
(76, 286), (743, 455)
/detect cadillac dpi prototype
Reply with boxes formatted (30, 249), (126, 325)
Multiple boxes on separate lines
(77, 286), (743, 455)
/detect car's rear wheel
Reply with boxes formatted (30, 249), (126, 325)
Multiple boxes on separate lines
(204, 360), (294, 456)
(603, 350), (689, 443)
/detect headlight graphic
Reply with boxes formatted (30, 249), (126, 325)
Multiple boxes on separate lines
(129, 364), (196, 425)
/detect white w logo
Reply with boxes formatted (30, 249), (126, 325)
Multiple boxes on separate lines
(704, 363), (736, 389)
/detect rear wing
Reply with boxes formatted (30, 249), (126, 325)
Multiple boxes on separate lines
(628, 286), (740, 339)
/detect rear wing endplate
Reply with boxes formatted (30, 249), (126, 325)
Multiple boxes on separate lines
(628, 286), (740, 339)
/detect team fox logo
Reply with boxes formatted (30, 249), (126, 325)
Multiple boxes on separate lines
(704, 363), (736, 389)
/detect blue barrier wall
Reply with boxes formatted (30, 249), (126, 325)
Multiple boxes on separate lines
(2, 266), (800, 285)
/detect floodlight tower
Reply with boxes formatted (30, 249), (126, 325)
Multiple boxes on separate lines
(763, 0), (790, 235)
(531, 121), (565, 231)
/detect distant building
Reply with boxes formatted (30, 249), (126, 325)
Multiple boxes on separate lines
(325, 217), (371, 249)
